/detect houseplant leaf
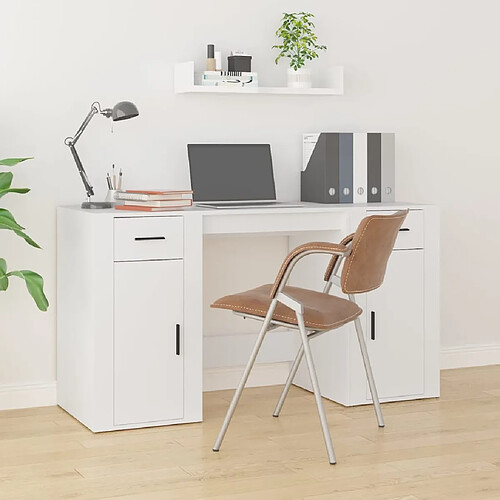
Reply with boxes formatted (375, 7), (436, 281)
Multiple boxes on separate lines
(0, 187), (31, 198)
(0, 172), (13, 190)
(0, 158), (33, 167)
(0, 209), (38, 246)
(7, 270), (49, 311)
(0, 208), (25, 231)
(0, 172), (30, 198)
(0, 259), (8, 291)
(14, 230), (41, 249)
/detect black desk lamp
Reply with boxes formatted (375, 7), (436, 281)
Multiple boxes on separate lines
(64, 101), (139, 209)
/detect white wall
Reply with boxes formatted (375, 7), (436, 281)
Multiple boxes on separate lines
(1, 0), (499, 406)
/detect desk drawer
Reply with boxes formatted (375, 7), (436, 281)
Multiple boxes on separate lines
(114, 217), (183, 262)
(366, 209), (423, 249)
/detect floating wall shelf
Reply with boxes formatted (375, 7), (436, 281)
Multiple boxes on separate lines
(174, 62), (344, 96)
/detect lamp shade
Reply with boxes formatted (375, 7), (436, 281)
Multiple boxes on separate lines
(112, 101), (139, 121)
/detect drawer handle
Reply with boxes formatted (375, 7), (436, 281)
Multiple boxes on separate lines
(175, 324), (181, 356)
(134, 236), (166, 241)
(370, 311), (376, 340)
(399, 228), (410, 232)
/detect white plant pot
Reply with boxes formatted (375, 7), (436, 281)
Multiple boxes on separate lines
(287, 68), (312, 89)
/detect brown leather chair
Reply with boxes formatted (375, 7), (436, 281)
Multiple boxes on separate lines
(212, 210), (409, 464)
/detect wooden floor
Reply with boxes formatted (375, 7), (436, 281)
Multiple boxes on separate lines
(1, 367), (500, 499)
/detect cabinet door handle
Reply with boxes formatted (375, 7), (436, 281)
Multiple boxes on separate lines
(175, 324), (181, 355)
(134, 236), (166, 241)
(399, 228), (410, 232)
(370, 311), (376, 340)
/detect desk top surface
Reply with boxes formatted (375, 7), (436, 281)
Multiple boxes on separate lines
(58, 201), (432, 218)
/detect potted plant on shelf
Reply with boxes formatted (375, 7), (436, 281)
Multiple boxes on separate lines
(272, 12), (327, 89)
(0, 157), (48, 311)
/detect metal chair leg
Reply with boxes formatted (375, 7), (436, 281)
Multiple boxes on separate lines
(213, 301), (277, 452)
(297, 312), (336, 465)
(273, 344), (304, 417)
(353, 317), (385, 427)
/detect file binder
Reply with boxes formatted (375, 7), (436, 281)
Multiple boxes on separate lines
(367, 133), (382, 203)
(339, 133), (353, 203)
(381, 133), (395, 202)
(353, 133), (368, 203)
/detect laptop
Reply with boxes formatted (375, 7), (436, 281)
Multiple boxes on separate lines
(187, 144), (301, 209)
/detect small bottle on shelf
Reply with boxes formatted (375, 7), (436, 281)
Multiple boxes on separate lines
(206, 44), (216, 71)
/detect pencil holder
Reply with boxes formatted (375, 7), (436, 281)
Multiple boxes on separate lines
(104, 189), (119, 205)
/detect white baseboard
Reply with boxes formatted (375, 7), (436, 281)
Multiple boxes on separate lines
(441, 344), (500, 369)
(203, 362), (292, 392)
(1, 346), (499, 411)
(0, 382), (57, 411)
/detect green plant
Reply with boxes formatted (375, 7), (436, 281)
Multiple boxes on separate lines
(0, 157), (48, 311)
(272, 12), (327, 71)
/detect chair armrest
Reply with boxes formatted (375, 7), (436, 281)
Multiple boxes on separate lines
(270, 242), (349, 298)
(323, 233), (355, 282)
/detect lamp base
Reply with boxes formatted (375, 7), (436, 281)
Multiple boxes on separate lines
(81, 201), (114, 209)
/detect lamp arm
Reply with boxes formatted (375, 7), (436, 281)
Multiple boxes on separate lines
(64, 102), (104, 200)
(69, 102), (100, 146)
(68, 143), (94, 199)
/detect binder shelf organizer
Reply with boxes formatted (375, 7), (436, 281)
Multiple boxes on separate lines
(301, 133), (395, 204)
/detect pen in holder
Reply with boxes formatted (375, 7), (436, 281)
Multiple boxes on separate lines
(106, 167), (123, 206)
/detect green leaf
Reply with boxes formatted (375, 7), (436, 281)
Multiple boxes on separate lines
(14, 230), (41, 249)
(0, 208), (25, 231)
(0, 172), (13, 190)
(0, 158), (33, 167)
(0, 259), (8, 291)
(7, 270), (49, 311)
(0, 187), (30, 198)
(0, 209), (39, 247)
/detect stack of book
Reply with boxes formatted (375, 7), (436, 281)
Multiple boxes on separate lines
(200, 70), (258, 88)
(114, 190), (193, 212)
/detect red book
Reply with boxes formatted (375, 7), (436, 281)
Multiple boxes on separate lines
(114, 202), (192, 212)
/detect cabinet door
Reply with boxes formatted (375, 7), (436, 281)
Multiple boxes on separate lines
(114, 259), (184, 425)
(366, 250), (424, 400)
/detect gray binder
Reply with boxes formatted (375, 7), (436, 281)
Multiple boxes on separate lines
(338, 133), (353, 203)
(367, 133), (382, 203)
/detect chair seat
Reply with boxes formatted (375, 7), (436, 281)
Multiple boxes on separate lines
(211, 284), (362, 331)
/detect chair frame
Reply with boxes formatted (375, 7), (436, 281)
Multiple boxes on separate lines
(212, 241), (385, 465)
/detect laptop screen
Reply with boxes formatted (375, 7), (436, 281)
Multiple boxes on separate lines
(188, 144), (276, 202)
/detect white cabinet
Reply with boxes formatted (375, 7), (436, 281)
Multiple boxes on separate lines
(57, 210), (202, 432)
(114, 260), (184, 425)
(293, 206), (440, 406)
(365, 249), (424, 400)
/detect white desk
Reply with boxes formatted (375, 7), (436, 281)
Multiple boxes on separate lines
(57, 202), (439, 432)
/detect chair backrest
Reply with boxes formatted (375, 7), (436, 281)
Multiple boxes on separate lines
(340, 210), (408, 294)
